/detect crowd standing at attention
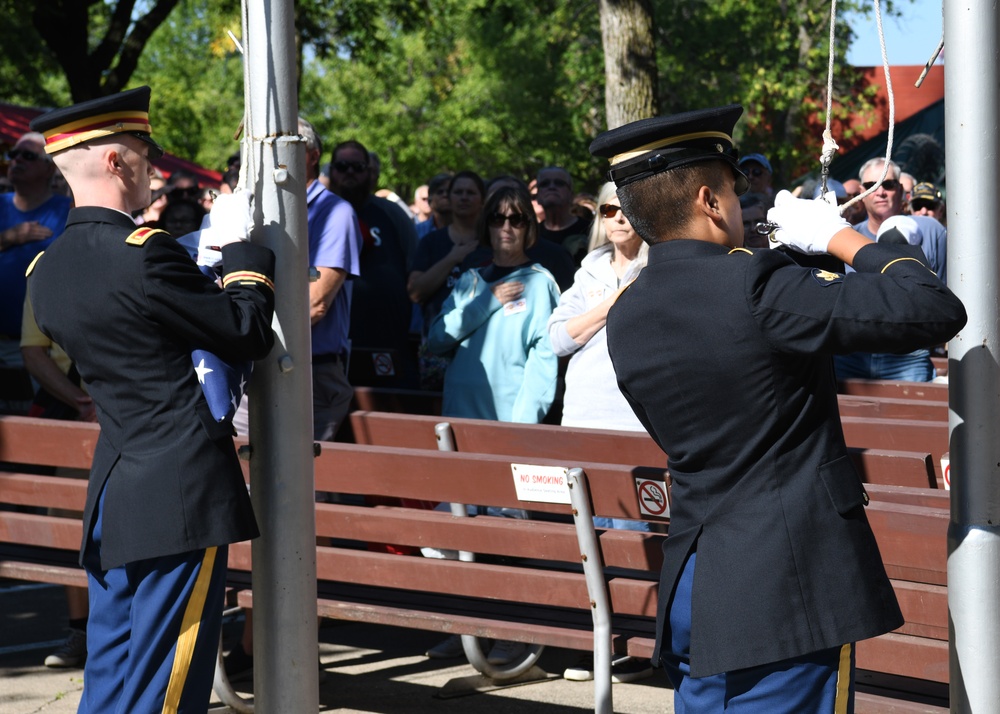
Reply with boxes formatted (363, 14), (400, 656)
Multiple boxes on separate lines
(2, 86), (959, 713)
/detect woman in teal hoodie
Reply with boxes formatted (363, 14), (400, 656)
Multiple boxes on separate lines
(427, 185), (560, 423)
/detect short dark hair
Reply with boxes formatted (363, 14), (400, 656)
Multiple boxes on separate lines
(331, 139), (369, 163)
(448, 170), (485, 199)
(428, 172), (452, 195)
(617, 160), (730, 244)
(166, 168), (199, 187)
(477, 185), (537, 250)
(221, 165), (239, 192)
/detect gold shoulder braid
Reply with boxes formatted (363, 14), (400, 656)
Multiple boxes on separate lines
(25, 251), (44, 277)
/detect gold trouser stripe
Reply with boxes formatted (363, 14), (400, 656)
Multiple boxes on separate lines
(161, 546), (217, 714)
(834, 642), (853, 714)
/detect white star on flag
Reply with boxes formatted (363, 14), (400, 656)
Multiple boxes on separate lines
(194, 358), (214, 384)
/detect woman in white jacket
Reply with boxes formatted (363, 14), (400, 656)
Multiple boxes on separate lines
(547, 181), (654, 683)
(548, 181), (649, 438)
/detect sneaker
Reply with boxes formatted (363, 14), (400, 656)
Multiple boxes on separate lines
(223, 643), (254, 680)
(44, 629), (87, 668)
(611, 655), (653, 684)
(563, 653), (594, 681)
(486, 639), (527, 666)
(425, 634), (464, 659)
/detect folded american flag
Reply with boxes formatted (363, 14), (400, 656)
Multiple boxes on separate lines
(190, 266), (253, 423)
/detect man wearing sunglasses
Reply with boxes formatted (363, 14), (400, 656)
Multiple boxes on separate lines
(0, 132), (72, 393)
(737, 152), (774, 201)
(328, 139), (419, 388)
(909, 182), (945, 223)
(855, 158), (904, 239)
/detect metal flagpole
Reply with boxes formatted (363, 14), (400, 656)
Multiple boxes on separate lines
(242, 0), (319, 711)
(944, 1), (1000, 711)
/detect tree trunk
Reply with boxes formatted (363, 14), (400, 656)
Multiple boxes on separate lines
(599, 0), (658, 130)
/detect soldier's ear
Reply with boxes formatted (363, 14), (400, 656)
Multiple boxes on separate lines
(105, 148), (123, 176)
(694, 185), (718, 217)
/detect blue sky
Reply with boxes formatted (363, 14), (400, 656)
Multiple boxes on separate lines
(846, 1), (944, 67)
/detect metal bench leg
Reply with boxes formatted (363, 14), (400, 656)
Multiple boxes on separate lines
(435, 421), (547, 682)
(568, 467), (613, 714)
(461, 636), (545, 680)
(213, 606), (254, 713)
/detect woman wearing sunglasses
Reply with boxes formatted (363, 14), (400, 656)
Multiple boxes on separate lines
(426, 184), (559, 423)
(546, 181), (654, 683)
(424, 185), (560, 666)
(548, 181), (649, 439)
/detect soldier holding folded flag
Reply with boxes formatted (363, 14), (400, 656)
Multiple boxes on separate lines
(26, 86), (275, 713)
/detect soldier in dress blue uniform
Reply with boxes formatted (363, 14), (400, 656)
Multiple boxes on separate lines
(592, 105), (966, 713)
(26, 87), (276, 713)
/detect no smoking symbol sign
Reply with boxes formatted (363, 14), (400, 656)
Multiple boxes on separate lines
(636, 478), (669, 517)
(372, 352), (395, 377)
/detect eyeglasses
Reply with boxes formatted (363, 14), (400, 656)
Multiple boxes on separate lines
(333, 160), (368, 174)
(488, 212), (529, 229)
(910, 199), (941, 212)
(861, 179), (901, 191)
(7, 149), (43, 162)
(599, 204), (622, 218)
(537, 178), (568, 189)
(744, 167), (765, 178)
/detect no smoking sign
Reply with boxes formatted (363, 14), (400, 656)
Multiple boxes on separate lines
(635, 478), (669, 518)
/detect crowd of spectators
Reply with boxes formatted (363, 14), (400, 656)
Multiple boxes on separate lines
(0, 123), (951, 674)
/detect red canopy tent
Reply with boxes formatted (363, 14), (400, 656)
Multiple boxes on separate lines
(0, 101), (223, 187)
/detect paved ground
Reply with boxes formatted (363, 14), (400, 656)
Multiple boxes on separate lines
(0, 579), (675, 713)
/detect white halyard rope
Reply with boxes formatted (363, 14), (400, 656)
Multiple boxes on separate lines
(821, 0), (896, 216)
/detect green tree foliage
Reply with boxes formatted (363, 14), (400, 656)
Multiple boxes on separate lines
(0, 0), (184, 104)
(0, 0), (71, 107)
(301, 0), (605, 197)
(0, 0), (899, 191)
(654, 0), (883, 185)
(129, 0), (244, 170)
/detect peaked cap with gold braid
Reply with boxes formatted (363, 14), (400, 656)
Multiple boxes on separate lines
(589, 104), (748, 192)
(30, 86), (164, 159)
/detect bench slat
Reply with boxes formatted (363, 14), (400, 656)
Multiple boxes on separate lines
(0, 416), (98, 468)
(0, 512), (82, 550)
(0, 473), (88, 510)
(867, 502), (948, 586)
(857, 632), (949, 683)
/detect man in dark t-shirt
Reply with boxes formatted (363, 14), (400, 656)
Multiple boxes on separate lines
(534, 166), (590, 264)
(328, 139), (419, 388)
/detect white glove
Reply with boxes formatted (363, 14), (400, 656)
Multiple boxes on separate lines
(196, 189), (254, 267)
(766, 189), (849, 255)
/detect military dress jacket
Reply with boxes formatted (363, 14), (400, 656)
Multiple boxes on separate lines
(606, 239), (966, 677)
(29, 206), (276, 570)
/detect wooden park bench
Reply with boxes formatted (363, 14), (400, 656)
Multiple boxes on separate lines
(1, 415), (949, 712)
(350, 410), (941, 490)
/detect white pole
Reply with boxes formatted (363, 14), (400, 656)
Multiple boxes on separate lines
(242, 0), (319, 711)
(944, 1), (1000, 711)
